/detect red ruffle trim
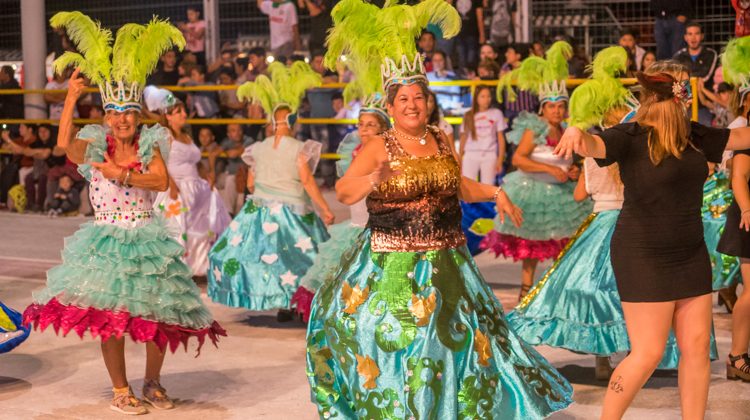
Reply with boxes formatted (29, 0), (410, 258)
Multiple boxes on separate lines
(480, 231), (568, 262)
(290, 286), (314, 323)
(23, 298), (227, 355)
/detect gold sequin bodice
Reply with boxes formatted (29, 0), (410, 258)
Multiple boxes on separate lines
(366, 128), (465, 252)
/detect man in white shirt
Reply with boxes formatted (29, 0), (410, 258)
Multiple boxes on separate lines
(44, 69), (78, 121)
(257, 0), (302, 58)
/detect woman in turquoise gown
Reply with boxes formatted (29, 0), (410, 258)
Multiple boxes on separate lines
(207, 64), (334, 314)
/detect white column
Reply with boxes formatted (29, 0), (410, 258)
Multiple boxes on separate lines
(21, 0), (47, 119)
(518, 0), (531, 43)
(203, 0), (220, 63)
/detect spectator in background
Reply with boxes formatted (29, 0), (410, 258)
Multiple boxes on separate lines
(44, 69), (78, 121)
(619, 28), (647, 71)
(298, 0), (332, 51)
(208, 46), (240, 81)
(641, 50), (657, 71)
(476, 59), (500, 80)
(258, 0), (301, 58)
(197, 126), (223, 187)
(216, 123), (254, 214)
(734, 0), (750, 38)
(427, 50), (462, 115)
(530, 41), (545, 57)
(47, 175), (80, 217)
(23, 124), (55, 211)
(419, 30), (437, 72)
(454, 0), (485, 73)
(489, 0), (514, 48)
(179, 6), (207, 65)
(568, 43), (590, 79)
(0, 65), (23, 120)
(237, 47), (268, 83)
(499, 43), (538, 126)
(479, 43), (499, 67)
(0, 124), (37, 209)
(652, 0), (691, 60)
(310, 50), (339, 83)
(673, 22), (718, 125)
(459, 85), (506, 185)
(697, 82), (733, 128)
(184, 65), (220, 119)
(217, 69), (244, 118)
(147, 49), (180, 86)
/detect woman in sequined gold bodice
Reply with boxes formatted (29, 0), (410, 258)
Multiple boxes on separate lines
(306, 78), (574, 419)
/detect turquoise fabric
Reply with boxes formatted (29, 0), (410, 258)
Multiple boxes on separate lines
(208, 198), (331, 311)
(508, 211), (718, 369)
(506, 112), (549, 146)
(336, 132), (362, 177)
(32, 217), (215, 329)
(298, 222), (364, 292)
(306, 230), (573, 419)
(701, 171), (742, 290)
(496, 170), (592, 240)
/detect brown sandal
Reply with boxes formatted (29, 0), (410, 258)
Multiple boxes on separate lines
(727, 353), (750, 382)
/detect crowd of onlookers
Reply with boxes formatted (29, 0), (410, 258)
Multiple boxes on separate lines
(0, 1), (746, 216)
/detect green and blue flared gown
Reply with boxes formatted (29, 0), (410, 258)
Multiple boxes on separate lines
(306, 131), (572, 419)
(23, 125), (225, 352)
(208, 136), (330, 311)
(1, 300), (30, 353)
(702, 170), (742, 290)
(481, 112), (592, 261)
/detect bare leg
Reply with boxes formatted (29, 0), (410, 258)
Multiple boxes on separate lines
(145, 341), (167, 381)
(600, 301), (673, 420)
(101, 336), (128, 388)
(673, 294), (712, 420)
(732, 263), (750, 356)
(520, 258), (538, 299)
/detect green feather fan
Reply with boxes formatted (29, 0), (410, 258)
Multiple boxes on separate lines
(237, 61), (322, 116)
(498, 41), (572, 102)
(50, 12), (113, 86)
(723, 36), (750, 86)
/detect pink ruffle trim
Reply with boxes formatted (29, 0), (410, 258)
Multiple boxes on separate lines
(480, 231), (568, 262)
(290, 287), (314, 323)
(23, 298), (227, 354)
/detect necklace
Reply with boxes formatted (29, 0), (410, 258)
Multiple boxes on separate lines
(393, 127), (429, 145)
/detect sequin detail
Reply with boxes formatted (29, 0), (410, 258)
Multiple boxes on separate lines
(367, 128), (465, 252)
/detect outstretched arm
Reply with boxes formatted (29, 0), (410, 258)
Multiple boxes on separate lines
(554, 126), (607, 160)
(58, 68), (89, 164)
(298, 158), (334, 225)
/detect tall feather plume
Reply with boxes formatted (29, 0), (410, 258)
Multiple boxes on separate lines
(237, 75), (279, 116)
(544, 41), (573, 83)
(413, 0), (462, 40)
(496, 68), (518, 103)
(50, 11), (113, 86)
(112, 17), (185, 87)
(722, 36), (750, 86)
(236, 61), (321, 116)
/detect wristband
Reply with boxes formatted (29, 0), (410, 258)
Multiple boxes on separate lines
(492, 186), (503, 202)
(123, 170), (132, 188)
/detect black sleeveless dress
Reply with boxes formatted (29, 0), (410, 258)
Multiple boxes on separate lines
(595, 122), (730, 302)
(718, 148), (750, 258)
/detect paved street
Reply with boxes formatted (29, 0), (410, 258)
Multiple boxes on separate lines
(1, 203), (748, 419)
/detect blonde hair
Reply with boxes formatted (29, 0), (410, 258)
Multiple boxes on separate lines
(634, 61), (690, 165)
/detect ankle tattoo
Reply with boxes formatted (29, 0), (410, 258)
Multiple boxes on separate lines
(609, 375), (624, 393)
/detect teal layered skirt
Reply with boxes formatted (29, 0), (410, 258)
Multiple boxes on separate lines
(306, 230), (573, 419)
(482, 171), (592, 261)
(701, 172), (742, 290)
(23, 218), (225, 353)
(508, 211), (718, 369)
(208, 198), (330, 311)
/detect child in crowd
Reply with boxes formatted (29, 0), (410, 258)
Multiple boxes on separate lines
(47, 175), (79, 217)
(459, 84), (507, 184)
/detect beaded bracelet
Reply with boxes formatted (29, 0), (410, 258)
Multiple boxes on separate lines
(492, 186), (503, 202)
(123, 170), (132, 188)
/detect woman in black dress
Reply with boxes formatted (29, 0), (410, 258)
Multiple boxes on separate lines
(555, 61), (750, 419)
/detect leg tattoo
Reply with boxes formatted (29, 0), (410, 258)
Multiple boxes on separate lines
(609, 375), (624, 393)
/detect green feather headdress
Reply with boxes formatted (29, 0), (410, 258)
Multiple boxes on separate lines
(569, 46), (637, 130)
(497, 41), (572, 105)
(325, 0), (460, 97)
(722, 37), (750, 103)
(51, 12), (185, 112)
(236, 61), (322, 118)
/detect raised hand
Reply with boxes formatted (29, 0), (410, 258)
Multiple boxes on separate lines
(66, 67), (87, 104)
(554, 126), (585, 160)
(90, 152), (124, 181)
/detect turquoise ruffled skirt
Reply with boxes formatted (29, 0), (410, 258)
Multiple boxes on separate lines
(23, 218), (225, 352)
(306, 230), (573, 419)
(208, 198), (330, 311)
(701, 172), (742, 290)
(508, 211), (718, 369)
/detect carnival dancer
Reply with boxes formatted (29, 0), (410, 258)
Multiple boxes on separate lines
(555, 60), (750, 419)
(207, 62), (334, 318)
(23, 12), (225, 415)
(1, 300), (30, 353)
(507, 47), (713, 381)
(291, 94), (391, 322)
(306, 1), (573, 418)
(482, 41), (592, 300)
(716, 36), (750, 383)
(144, 86), (231, 277)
